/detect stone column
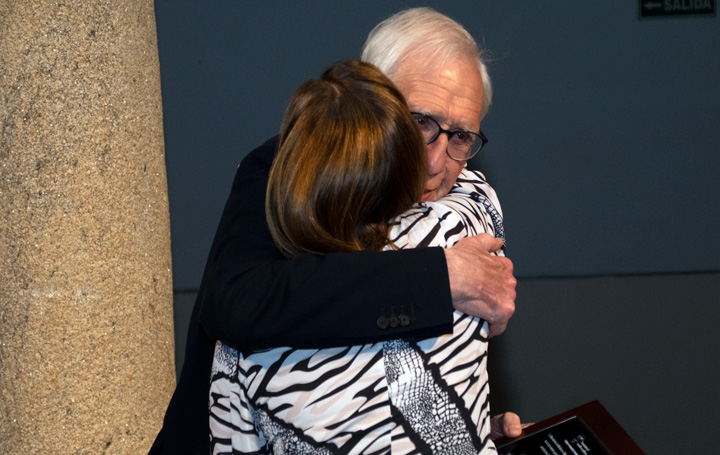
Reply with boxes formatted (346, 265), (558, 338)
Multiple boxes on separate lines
(0, 1), (175, 454)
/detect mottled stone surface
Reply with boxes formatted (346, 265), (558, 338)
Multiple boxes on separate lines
(0, 1), (175, 453)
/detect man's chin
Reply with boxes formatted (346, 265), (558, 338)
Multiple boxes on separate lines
(422, 186), (453, 202)
(421, 190), (435, 202)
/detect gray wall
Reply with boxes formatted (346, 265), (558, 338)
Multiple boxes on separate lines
(155, 1), (720, 286)
(156, 2), (720, 455)
(488, 272), (719, 455)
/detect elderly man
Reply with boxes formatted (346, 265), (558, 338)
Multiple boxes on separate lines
(150, 7), (518, 455)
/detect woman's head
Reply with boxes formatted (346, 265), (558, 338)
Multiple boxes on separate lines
(266, 60), (427, 257)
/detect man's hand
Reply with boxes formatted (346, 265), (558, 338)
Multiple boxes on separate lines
(444, 234), (516, 337)
(490, 412), (531, 440)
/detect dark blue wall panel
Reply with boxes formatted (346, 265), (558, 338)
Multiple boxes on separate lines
(155, 1), (720, 288)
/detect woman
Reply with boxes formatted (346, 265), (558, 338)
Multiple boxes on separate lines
(209, 60), (504, 454)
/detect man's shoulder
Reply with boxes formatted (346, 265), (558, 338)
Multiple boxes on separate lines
(239, 135), (279, 171)
(228, 135), (279, 191)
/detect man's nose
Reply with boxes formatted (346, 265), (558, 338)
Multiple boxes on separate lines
(426, 134), (449, 176)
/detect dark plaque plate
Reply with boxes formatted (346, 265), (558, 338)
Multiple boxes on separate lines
(495, 401), (645, 455)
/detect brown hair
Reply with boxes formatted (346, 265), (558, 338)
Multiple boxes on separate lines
(266, 60), (427, 257)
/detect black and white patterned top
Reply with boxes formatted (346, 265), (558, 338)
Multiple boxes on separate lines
(209, 169), (504, 455)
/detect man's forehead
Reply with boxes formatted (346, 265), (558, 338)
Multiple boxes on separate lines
(392, 56), (484, 130)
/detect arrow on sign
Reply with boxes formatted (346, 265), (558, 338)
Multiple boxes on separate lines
(643, 1), (663, 9)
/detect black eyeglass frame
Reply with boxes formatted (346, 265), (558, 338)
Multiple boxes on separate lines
(410, 112), (488, 161)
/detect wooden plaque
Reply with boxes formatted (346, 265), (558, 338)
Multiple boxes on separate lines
(494, 400), (645, 455)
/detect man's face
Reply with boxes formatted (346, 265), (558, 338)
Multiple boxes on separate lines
(392, 55), (485, 202)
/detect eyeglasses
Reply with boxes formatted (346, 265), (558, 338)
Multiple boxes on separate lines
(410, 112), (488, 161)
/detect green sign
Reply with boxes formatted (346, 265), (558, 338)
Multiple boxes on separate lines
(640, 0), (716, 17)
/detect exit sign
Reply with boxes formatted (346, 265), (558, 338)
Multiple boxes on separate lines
(640, 0), (716, 17)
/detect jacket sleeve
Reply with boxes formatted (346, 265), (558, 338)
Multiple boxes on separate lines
(197, 137), (454, 350)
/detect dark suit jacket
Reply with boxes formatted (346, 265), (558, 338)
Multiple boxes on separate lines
(149, 137), (454, 454)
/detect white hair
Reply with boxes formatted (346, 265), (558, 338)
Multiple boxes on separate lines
(361, 7), (493, 120)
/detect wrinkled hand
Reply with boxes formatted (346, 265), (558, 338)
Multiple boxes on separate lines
(490, 412), (531, 440)
(444, 234), (517, 337)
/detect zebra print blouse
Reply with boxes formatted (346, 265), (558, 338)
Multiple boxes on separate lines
(209, 169), (504, 455)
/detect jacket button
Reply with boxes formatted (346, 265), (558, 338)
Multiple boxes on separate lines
(399, 314), (411, 326)
(377, 316), (389, 329)
(389, 315), (399, 328)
